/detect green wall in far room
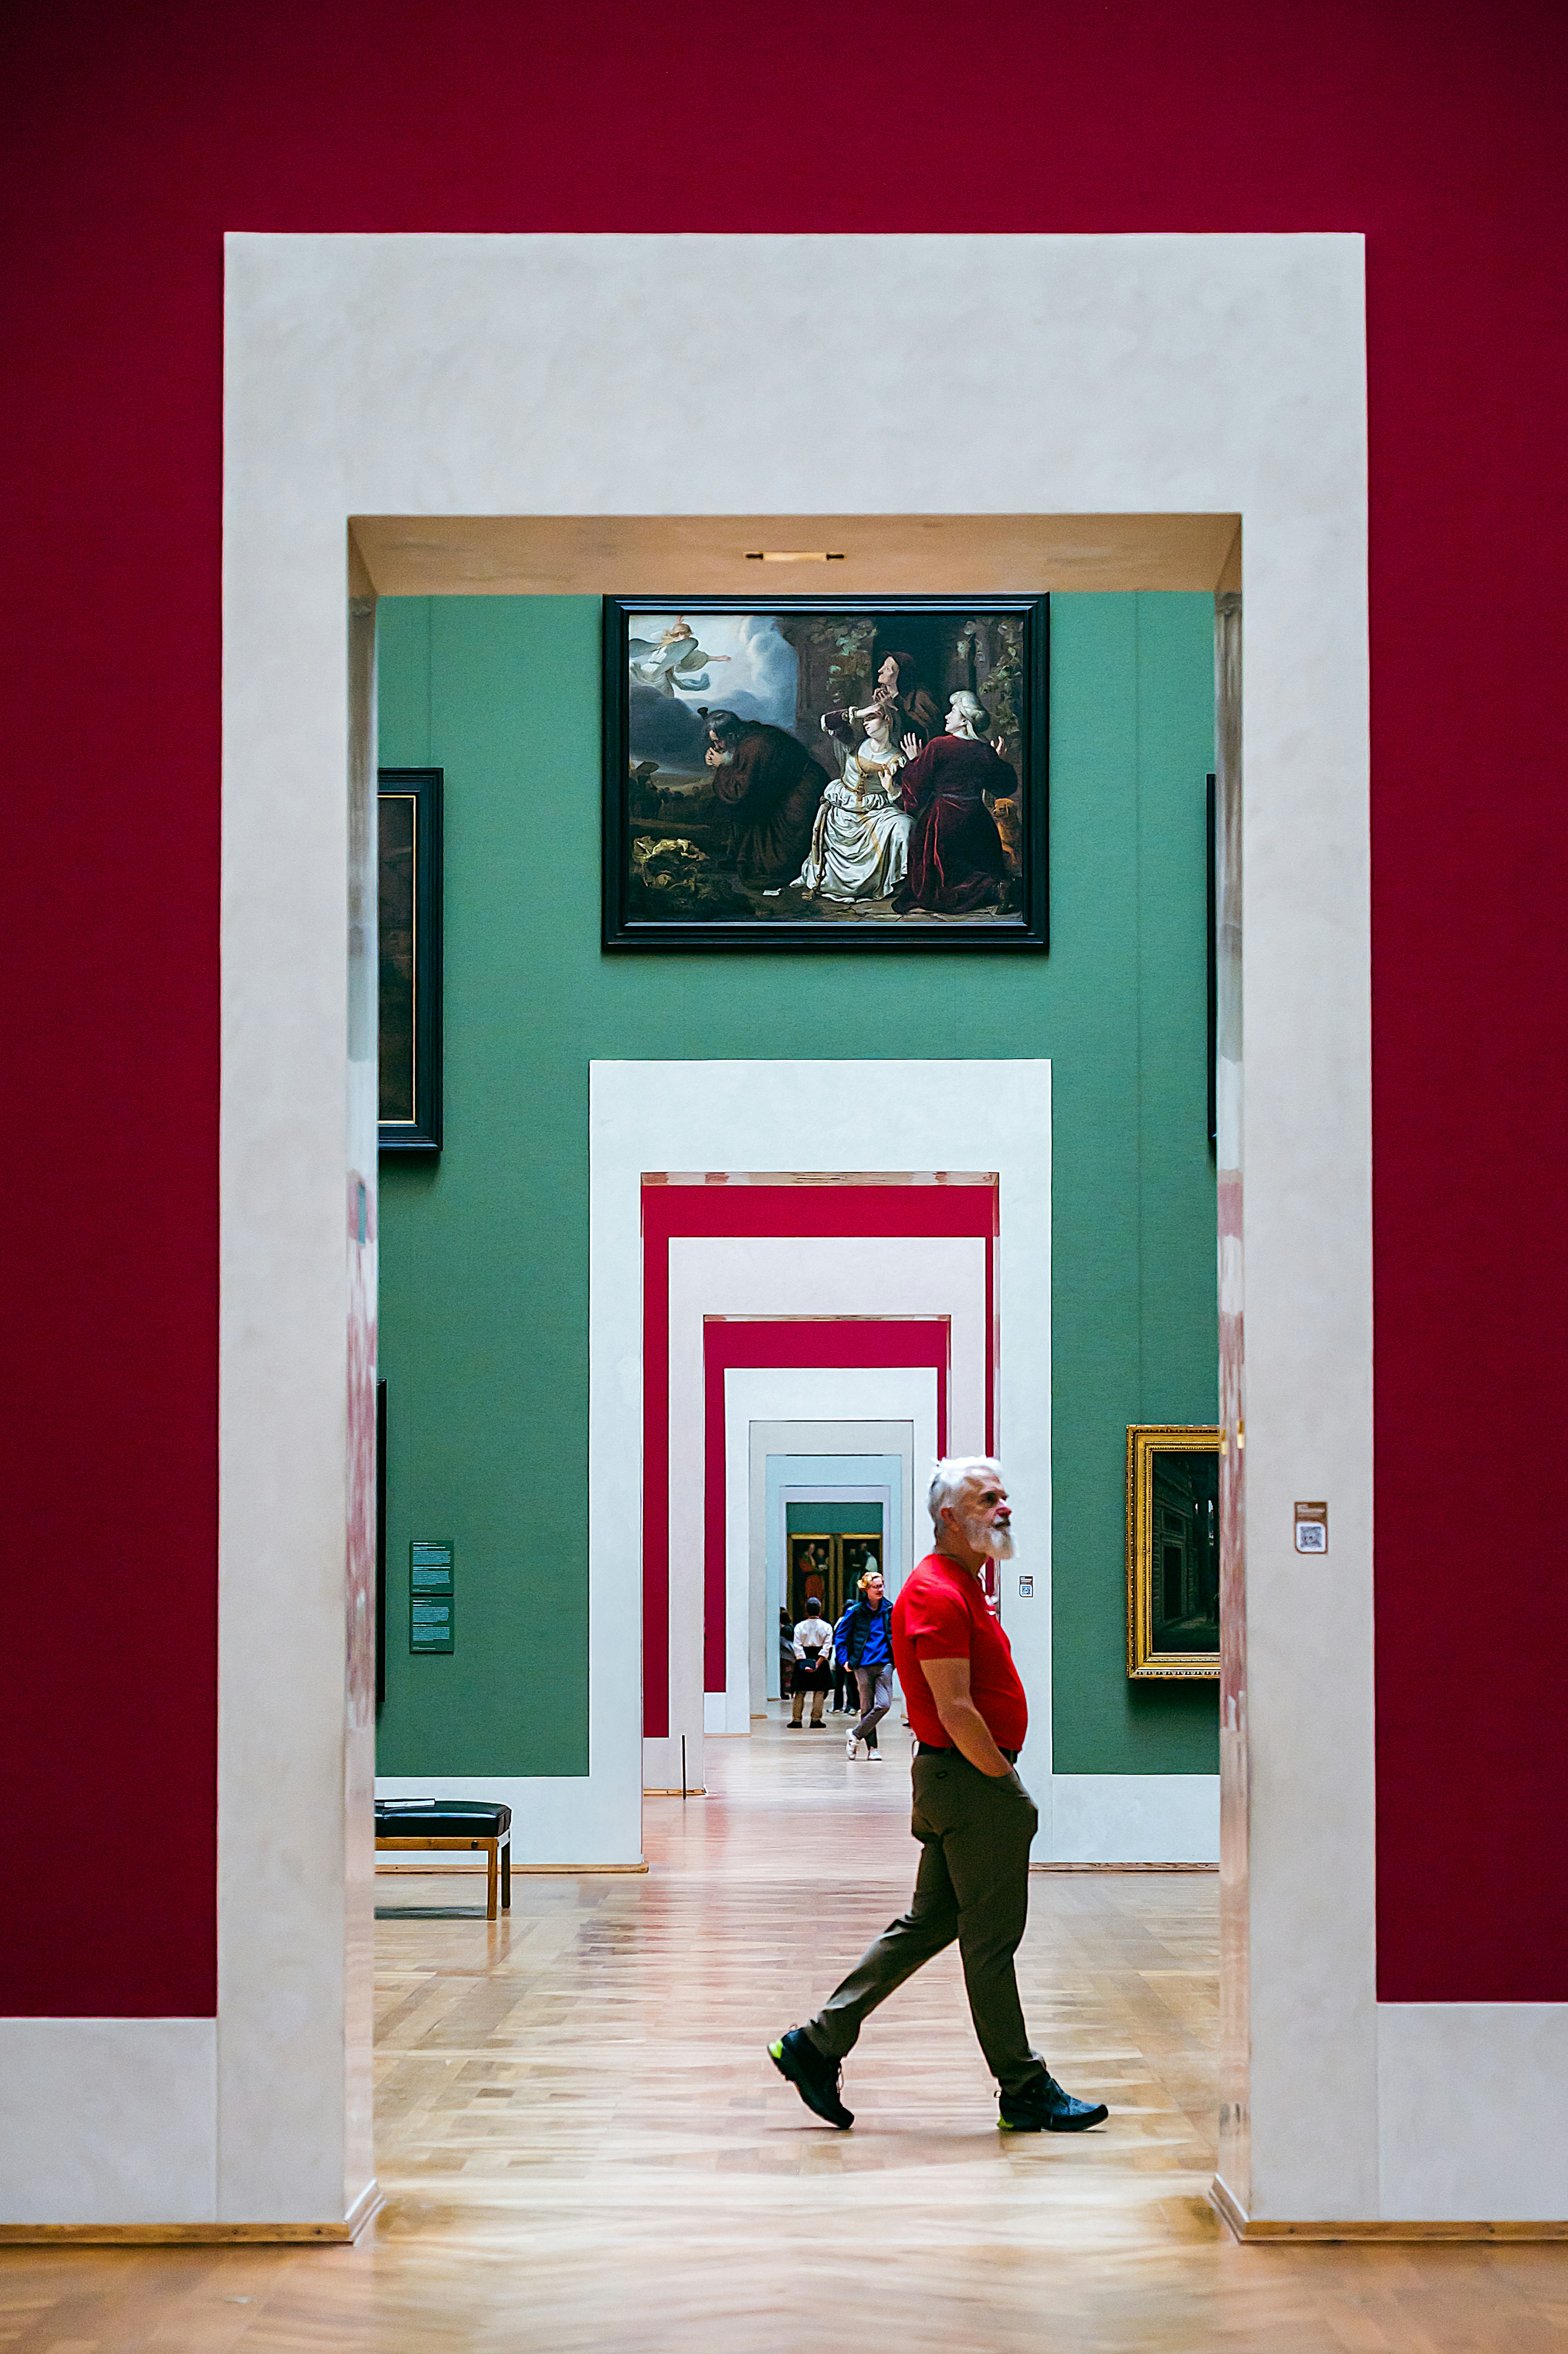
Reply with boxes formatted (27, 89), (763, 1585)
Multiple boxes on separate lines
(375, 592), (1218, 1781)
(786, 1502), (886, 1538)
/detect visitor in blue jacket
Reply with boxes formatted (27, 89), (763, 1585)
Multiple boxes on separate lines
(842, 1565), (895, 1759)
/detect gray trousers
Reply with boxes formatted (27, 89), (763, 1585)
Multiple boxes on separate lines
(805, 1749), (1047, 2095)
(853, 1664), (893, 1743)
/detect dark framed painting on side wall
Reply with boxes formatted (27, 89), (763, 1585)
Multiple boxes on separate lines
(378, 766), (443, 1153)
(602, 595), (1049, 951)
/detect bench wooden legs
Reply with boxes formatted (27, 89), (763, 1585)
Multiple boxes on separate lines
(482, 1837), (513, 1919)
(374, 1831), (511, 1916)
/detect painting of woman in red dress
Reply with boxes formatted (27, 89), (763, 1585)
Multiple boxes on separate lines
(892, 691), (1016, 916)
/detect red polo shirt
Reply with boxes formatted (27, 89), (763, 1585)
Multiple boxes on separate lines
(892, 1551), (1029, 1753)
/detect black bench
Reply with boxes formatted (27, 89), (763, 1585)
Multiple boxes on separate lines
(374, 1799), (512, 1919)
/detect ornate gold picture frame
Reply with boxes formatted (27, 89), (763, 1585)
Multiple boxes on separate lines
(1126, 1425), (1223, 1679)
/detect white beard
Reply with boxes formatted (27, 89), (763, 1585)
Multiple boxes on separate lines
(962, 1510), (1015, 1560)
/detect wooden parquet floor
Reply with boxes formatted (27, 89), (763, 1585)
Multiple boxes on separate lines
(3, 1712), (1565, 2350)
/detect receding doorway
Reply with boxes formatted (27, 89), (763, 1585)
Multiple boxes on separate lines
(787, 1504), (886, 1625)
(206, 221), (1379, 2243)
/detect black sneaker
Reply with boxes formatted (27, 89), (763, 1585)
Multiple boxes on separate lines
(768, 2027), (853, 2128)
(998, 2073), (1108, 2132)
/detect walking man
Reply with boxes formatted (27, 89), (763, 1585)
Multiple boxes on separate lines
(842, 1563), (894, 1759)
(769, 1459), (1109, 2134)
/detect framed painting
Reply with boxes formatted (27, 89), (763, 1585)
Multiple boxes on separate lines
(788, 1535), (835, 1626)
(840, 1534), (884, 1597)
(1126, 1425), (1223, 1679)
(378, 766), (443, 1153)
(602, 595), (1049, 950)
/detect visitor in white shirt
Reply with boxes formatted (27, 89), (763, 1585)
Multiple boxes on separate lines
(788, 1602), (835, 1728)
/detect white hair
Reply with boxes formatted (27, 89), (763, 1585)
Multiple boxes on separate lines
(927, 1456), (1004, 1528)
(947, 690), (991, 733)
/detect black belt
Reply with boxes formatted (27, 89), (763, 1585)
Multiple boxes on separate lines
(917, 1741), (1018, 1763)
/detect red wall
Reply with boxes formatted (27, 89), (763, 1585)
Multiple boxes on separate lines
(4, 0), (1564, 2012)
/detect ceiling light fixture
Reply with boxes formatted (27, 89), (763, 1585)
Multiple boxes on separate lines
(743, 550), (845, 562)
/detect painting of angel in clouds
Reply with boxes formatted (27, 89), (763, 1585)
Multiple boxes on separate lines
(626, 616), (732, 698)
(603, 596), (1048, 951)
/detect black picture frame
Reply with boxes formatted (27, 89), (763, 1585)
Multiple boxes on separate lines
(602, 595), (1049, 951)
(378, 767), (443, 1152)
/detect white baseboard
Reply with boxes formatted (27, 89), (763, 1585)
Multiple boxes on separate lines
(374, 1775), (641, 1869)
(1376, 2003), (1568, 2220)
(704, 1690), (751, 1734)
(1045, 1773), (1220, 1863)
(0, 2019), (216, 2224)
(373, 1770), (1217, 1867)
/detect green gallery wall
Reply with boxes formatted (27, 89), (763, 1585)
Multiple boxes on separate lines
(786, 1502), (886, 1539)
(376, 592), (1219, 1782)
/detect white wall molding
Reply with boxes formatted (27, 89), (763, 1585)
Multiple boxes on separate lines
(171, 227), (1390, 2229)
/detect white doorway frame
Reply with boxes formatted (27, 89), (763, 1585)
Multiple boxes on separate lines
(16, 231), (1478, 2236)
(750, 1425), (917, 1706)
(225, 231), (1373, 2232)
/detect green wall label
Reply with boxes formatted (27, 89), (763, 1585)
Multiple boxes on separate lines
(410, 1539), (454, 1652)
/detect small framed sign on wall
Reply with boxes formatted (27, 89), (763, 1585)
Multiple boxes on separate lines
(409, 1539), (455, 1652)
(378, 766), (443, 1152)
